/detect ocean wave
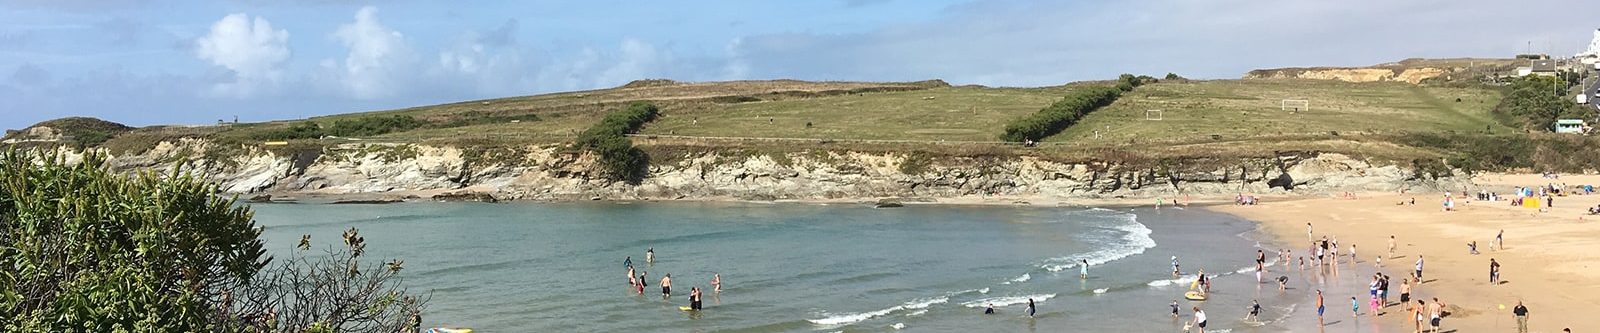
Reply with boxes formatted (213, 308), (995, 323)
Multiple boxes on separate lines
(1042, 212), (1156, 272)
(890, 323), (906, 330)
(1004, 273), (1031, 284)
(807, 296), (948, 326)
(1148, 275), (1199, 287)
(906, 309), (928, 316)
(960, 293), (1056, 308)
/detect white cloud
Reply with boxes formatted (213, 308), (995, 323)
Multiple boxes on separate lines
(194, 13), (290, 98)
(330, 6), (411, 99)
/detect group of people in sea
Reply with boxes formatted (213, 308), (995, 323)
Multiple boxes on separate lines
(624, 248), (720, 312)
(1163, 222), (1495, 333)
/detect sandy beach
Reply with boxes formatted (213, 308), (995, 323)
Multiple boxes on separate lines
(1213, 174), (1600, 333)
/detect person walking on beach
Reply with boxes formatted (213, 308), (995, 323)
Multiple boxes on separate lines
(1379, 274), (1391, 306)
(1307, 223), (1314, 242)
(661, 274), (672, 298)
(1389, 235), (1397, 259)
(1413, 300), (1426, 333)
(711, 273), (722, 292)
(1400, 278), (1413, 310)
(1351, 296), (1360, 317)
(1315, 290), (1326, 326)
(1429, 298), (1443, 333)
(1513, 301), (1529, 333)
(1490, 258), (1501, 285)
(1495, 229), (1504, 250)
(1026, 298), (1036, 317)
(646, 247), (655, 263)
(1349, 244), (1357, 264)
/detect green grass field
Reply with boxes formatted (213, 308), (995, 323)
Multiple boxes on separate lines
(1053, 79), (1507, 144)
(71, 77), (1511, 164)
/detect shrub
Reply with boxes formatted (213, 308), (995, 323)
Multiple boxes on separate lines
(999, 85), (1125, 142)
(0, 149), (425, 332)
(327, 115), (424, 137)
(574, 102), (659, 183)
(260, 121), (326, 141)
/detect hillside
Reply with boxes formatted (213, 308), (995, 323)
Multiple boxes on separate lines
(27, 74), (1521, 166)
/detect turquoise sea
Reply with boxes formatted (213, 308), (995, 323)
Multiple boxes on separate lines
(252, 202), (1356, 332)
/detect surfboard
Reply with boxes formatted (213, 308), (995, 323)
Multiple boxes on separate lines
(1184, 291), (1208, 301)
(679, 306), (696, 311)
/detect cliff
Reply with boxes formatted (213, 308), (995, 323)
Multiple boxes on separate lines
(54, 140), (1462, 202)
(1243, 58), (1518, 84)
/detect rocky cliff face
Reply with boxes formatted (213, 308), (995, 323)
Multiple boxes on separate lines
(65, 140), (1458, 201)
(1243, 67), (1450, 84)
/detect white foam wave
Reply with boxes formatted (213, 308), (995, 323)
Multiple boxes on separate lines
(1092, 288), (1108, 294)
(1148, 275), (1199, 287)
(808, 297), (949, 326)
(890, 323), (906, 330)
(906, 309), (928, 317)
(979, 287), (989, 294)
(1042, 212), (1156, 272)
(1010, 274), (1031, 283)
(961, 293), (1056, 308)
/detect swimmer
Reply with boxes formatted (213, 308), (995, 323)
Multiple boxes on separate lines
(711, 273), (722, 292)
(984, 303), (995, 315)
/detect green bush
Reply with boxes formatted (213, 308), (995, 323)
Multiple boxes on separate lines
(1496, 75), (1573, 131)
(0, 149), (425, 332)
(327, 115), (424, 137)
(574, 102), (659, 183)
(259, 121), (326, 141)
(0, 151), (267, 332)
(999, 74), (1151, 142)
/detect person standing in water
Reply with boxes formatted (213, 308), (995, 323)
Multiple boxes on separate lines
(624, 256), (632, 267)
(1170, 300), (1180, 318)
(1315, 290), (1325, 326)
(660, 274), (672, 298)
(1026, 298), (1036, 317)
(689, 287), (703, 310)
(1244, 300), (1261, 322)
(1192, 306), (1208, 333)
(984, 303), (995, 315)
(1080, 259), (1089, 279)
(627, 266), (636, 285)
(1171, 256), (1181, 278)
(711, 273), (722, 293)
(646, 248), (655, 263)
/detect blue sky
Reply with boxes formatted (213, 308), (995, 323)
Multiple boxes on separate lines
(1, 0), (1594, 130)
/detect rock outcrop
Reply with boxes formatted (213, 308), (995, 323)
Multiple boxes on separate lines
(57, 140), (1459, 202)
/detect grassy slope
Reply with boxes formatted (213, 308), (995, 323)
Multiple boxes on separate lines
(85, 78), (1511, 167)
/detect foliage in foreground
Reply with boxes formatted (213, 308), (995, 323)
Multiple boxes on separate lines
(0, 149), (424, 332)
(574, 102), (659, 183)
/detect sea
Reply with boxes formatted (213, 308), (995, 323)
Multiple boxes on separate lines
(251, 201), (1379, 332)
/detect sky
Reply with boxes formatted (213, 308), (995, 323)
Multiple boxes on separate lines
(1, 0), (1596, 130)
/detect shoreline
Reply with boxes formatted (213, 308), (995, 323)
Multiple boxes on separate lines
(1212, 178), (1600, 333)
